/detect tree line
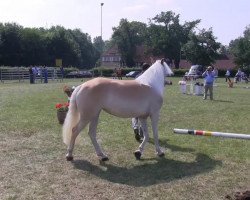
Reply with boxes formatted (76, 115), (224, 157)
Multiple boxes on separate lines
(1, 11), (250, 69)
(0, 23), (100, 68)
(111, 11), (250, 69)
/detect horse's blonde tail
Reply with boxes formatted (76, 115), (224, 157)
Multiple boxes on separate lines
(62, 86), (81, 146)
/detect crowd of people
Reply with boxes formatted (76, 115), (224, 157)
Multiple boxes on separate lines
(181, 65), (249, 100)
(28, 66), (64, 84)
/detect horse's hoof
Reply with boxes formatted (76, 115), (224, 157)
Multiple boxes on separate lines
(66, 156), (73, 161)
(134, 150), (141, 160)
(101, 157), (109, 162)
(157, 152), (165, 157)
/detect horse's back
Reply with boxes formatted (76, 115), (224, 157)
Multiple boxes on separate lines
(76, 77), (163, 118)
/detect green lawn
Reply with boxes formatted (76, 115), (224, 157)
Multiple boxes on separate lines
(0, 78), (249, 200)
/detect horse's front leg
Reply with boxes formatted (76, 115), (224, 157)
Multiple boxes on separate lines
(151, 113), (164, 157)
(134, 118), (149, 160)
(88, 114), (108, 161)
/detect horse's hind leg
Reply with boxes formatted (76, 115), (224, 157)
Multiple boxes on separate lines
(88, 114), (108, 161)
(66, 119), (89, 161)
(134, 118), (149, 160)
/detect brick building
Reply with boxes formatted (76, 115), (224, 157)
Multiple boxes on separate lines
(101, 45), (236, 69)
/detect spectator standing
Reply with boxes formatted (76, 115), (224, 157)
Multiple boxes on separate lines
(60, 66), (64, 80)
(29, 66), (34, 84)
(43, 66), (48, 83)
(32, 66), (38, 83)
(235, 68), (242, 83)
(202, 66), (216, 100)
(225, 69), (231, 82)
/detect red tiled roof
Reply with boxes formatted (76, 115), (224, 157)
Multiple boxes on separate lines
(213, 60), (234, 70)
(178, 55), (235, 70)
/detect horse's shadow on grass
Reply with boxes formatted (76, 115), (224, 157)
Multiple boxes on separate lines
(72, 140), (221, 187)
(148, 137), (195, 153)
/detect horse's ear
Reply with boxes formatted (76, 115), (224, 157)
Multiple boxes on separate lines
(161, 58), (171, 65)
(161, 58), (166, 65)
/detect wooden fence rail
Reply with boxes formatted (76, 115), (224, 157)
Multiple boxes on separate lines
(0, 68), (63, 83)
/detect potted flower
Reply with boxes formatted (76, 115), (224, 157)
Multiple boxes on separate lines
(55, 102), (69, 124)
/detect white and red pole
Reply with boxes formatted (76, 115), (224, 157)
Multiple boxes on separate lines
(173, 128), (250, 140)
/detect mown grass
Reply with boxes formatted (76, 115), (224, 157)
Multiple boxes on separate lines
(0, 78), (249, 200)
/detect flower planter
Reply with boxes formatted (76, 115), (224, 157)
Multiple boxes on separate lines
(57, 110), (68, 124)
(179, 84), (187, 94)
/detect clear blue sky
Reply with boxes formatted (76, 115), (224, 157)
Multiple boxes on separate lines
(0, 0), (249, 45)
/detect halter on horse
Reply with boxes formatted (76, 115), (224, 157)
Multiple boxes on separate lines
(63, 59), (173, 161)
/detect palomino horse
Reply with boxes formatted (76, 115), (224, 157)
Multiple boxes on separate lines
(63, 59), (173, 161)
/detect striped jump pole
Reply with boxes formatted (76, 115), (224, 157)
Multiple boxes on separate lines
(173, 128), (250, 140)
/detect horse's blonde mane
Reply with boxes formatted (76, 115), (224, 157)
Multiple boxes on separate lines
(135, 60), (173, 96)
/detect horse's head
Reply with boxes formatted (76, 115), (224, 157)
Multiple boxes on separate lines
(136, 59), (173, 95)
(160, 58), (174, 76)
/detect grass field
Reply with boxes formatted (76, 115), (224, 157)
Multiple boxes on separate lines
(0, 77), (249, 200)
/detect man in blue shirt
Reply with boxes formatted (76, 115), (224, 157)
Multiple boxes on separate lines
(202, 66), (215, 100)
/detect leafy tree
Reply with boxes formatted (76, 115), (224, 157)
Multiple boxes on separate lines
(182, 28), (220, 67)
(103, 39), (114, 53)
(229, 25), (250, 68)
(20, 28), (48, 66)
(93, 36), (105, 56)
(0, 23), (99, 68)
(243, 25), (250, 40)
(46, 26), (81, 66)
(0, 23), (23, 66)
(0, 23), (3, 63)
(70, 29), (98, 68)
(147, 11), (200, 68)
(216, 44), (231, 60)
(112, 19), (147, 67)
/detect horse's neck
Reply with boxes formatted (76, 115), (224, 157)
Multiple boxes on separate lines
(136, 63), (165, 96)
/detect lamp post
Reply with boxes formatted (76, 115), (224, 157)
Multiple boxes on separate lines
(101, 3), (104, 39)
(100, 3), (104, 72)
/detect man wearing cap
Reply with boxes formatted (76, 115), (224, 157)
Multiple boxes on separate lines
(202, 66), (216, 100)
